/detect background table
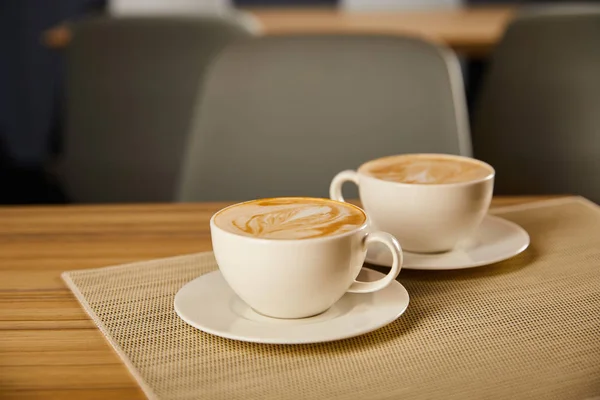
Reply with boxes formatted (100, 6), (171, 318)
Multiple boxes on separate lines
(44, 6), (515, 57)
(0, 196), (554, 399)
(251, 6), (514, 57)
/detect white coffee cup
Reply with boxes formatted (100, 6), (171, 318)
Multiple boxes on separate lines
(330, 154), (495, 254)
(210, 197), (403, 319)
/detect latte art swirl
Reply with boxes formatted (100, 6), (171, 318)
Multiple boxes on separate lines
(361, 154), (492, 184)
(214, 198), (366, 239)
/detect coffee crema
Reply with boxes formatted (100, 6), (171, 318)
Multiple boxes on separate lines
(360, 154), (493, 185)
(214, 198), (366, 240)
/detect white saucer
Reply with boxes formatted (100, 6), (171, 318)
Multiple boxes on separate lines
(366, 215), (530, 270)
(174, 268), (409, 344)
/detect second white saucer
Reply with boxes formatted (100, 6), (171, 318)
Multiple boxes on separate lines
(175, 268), (409, 344)
(365, 215), (530, 270)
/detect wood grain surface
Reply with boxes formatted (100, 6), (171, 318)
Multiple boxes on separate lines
(44, 6), (515, 57)
(0, 197), (557, 399)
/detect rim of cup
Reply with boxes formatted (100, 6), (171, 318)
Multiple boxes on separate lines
(210, 197), (369, 243)
(357, 153), (495, 188)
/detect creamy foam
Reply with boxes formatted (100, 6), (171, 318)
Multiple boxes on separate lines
(214, 198), (366, 240)
(360, 154), (492, 185)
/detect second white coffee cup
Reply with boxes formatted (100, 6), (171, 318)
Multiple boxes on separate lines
(330, 154), (495, 254)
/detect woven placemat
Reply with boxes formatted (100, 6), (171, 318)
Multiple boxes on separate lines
(63, 197), (600, 400)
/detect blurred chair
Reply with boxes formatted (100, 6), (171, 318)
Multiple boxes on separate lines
(471, 6), (600, 202)
(108, 0), (232, 16)
(107, 0), (262, 34)
(341, 0), (461, 12)
(178, 35), (470, 202)
(60, 17), (251, 203)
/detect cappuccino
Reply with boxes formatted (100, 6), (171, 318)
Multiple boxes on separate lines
(331, 153), (495, 252)
(214, 197), (366, 240)
(210, 196), (402, 318)
(360, 154), (493, 185)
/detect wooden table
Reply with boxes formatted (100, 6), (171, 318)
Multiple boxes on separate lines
(251, 6), (514, 57)
(0, 196), (553, 399)
(43, 6), (515, 58)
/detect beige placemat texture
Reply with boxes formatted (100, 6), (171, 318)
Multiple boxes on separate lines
(62, 197), (600, 400)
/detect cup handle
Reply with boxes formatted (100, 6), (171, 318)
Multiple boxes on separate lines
(330, 170), (359, 203)
(347, 232), (403, 294)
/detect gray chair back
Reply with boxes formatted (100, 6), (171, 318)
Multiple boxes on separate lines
(61, 16), (251, 203)
(472, 7), (600, 202)
(178, 35), (470, 202)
